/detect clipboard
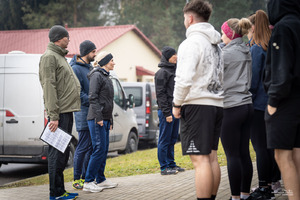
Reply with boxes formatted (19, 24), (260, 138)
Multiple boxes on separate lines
(40, 123), (72, 153)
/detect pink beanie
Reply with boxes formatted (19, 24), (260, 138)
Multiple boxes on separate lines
(221, 21), (242, 40)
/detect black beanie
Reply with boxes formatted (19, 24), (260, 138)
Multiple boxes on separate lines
(80, 40), (96, 57)
(49, 25), (69, 42)
(161, 46), (176, 61)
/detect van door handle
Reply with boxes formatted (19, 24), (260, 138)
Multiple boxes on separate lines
(6, 119), (18, 124)
(114, 113), (119, 117)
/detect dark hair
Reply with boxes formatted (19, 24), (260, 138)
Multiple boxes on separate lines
(249, 10), (271, 51)
(183, 0), (212, 22)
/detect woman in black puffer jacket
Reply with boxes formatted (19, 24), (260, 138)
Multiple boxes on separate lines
(83, 51), (118, 193)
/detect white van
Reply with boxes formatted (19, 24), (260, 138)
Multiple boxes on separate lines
(0, 52), (138, 168)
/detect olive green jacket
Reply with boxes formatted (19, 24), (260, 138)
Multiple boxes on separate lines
(39, 42), (81, 121)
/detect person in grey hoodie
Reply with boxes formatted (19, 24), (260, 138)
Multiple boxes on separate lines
(220, 18), (253, 200)
(172, 1), (224, 199)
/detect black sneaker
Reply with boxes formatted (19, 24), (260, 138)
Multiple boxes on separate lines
(265, 187), (275, 200)
(250, 187), (275, 200)
(161, 167), (178, 175)
(172, 166), (185, 172)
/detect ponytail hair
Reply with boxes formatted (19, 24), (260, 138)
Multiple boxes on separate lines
(249, 10), (271, 51)
(227, 18), (252, 36)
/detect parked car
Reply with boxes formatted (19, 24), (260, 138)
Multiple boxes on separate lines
(0, 51), (138, 168)
(121, 82), (159, 146)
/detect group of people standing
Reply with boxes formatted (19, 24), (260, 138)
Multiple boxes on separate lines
(39, 26), (117, 199)
(39, 0), (300, 199)
(155, 0), (300, 200)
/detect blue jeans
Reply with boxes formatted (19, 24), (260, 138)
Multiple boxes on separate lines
(85, 120), (110, 183)
(157, 109), (179, 170)
(73, 130), (92, 180)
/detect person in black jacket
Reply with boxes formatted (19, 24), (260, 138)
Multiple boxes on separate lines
(155, 46), (184, 175)
(263, 0), (300, 199)
(83, 51), (118, 193)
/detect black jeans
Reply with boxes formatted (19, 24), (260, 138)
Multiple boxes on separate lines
(48, 112), (73, 197)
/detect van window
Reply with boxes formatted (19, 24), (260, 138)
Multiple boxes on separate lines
(123, 87), (143, 107)
(112, 78), (125, 108)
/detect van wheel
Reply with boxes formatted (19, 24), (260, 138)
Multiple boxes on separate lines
(119, 131), (138, 154)
(67, 142), (75, 167)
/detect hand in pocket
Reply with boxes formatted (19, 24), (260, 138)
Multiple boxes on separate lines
(267, 105), (277, 115)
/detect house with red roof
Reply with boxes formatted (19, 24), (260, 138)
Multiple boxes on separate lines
(0, 25), (161, 82)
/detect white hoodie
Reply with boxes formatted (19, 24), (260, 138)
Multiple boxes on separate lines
(173, 22), (224, 107)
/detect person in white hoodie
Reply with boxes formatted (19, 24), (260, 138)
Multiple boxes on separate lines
(172, 1), (223, 199)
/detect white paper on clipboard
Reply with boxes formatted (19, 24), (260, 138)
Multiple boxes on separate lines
(40, 125), (72, 153)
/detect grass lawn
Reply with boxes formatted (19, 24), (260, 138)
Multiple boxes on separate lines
(0, 142), (256, 189)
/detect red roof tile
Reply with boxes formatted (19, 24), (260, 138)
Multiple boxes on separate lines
(0, 25), (161, 57)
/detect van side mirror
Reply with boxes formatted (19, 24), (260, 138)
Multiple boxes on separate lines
(127, 94), (135, 109)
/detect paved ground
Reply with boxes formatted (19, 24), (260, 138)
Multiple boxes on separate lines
(0, 164), (288, 200)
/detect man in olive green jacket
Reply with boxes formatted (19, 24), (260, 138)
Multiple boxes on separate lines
(39, 25), (81, 200)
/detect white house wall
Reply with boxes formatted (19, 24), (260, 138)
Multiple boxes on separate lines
(101, 31), (160, 82)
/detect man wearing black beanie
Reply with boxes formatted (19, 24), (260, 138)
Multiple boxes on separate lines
(49, 25), (69, 43)
(39, 25), (81, 200)
(155, 46), (185, 176)
(70, 40), (96, 190)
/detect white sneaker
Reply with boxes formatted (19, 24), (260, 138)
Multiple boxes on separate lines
(83, 182), (104, 192)
(97, 179), (118, 189)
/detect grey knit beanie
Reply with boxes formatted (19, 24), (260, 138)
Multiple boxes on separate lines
(49, 25), (69, 42)
(80, 40), (97, 57)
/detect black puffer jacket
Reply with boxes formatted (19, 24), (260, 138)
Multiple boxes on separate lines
(155, 56), (176, 117)
(87, 67), (114, 122)
(263, 0), (300, 107)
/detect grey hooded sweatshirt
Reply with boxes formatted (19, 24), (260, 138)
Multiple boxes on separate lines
(222, 37), (252, 108)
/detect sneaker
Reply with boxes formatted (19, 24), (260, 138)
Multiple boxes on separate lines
(49, 192), (77, 199)
(97, 179), (118, 189)
(271, 181), (282, 194)
(72, 179), (83, 190)
(172, 165), (185, 172)
(66, 191), (78, 197)
(250, 187), (275, 200)
(161, 167), (178, 175)
(83, 182), (104, 192)
(265, 187), (275, 200)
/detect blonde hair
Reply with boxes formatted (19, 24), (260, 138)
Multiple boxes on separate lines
(93, 51), (110, 67)
(227, 18), (252, 36)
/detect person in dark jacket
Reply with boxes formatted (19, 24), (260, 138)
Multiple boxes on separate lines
(70, 40), (96, 190)
(263, 0), (300, 199)
(155, 46), (184, 175)
(83, 51), (118, 193)
(247, 11), (280, 200)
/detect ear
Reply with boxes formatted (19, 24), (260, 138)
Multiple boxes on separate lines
(188, 14), (194, 24)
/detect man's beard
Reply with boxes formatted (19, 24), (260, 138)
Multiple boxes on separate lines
(87, 56), (95, 63)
